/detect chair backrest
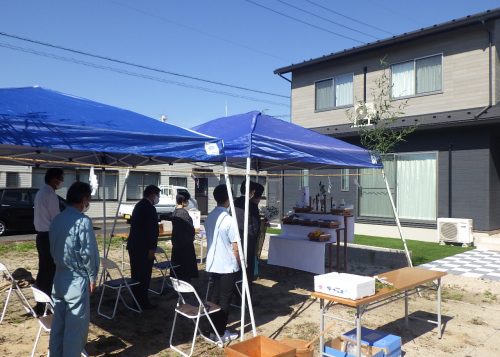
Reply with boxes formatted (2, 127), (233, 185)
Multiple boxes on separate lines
(0, 262), (9, 274)
(170, 278), (195, 294)
(155, 246), (166, 255)
(31, 286), (53, 305)
(101, 257), (119, 270)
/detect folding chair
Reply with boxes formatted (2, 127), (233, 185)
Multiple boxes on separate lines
(169, 278), (224, 357)
(30, 286), (88, 357)
(0, 262), (35, 323)
(149, 246), (179, 295)
(97, 257), (142, 320)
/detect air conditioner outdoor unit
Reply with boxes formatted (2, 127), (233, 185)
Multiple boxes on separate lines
(437, 218), (474, 246)
(353, 102), (375, 127)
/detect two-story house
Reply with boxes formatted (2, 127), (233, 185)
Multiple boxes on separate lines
(274, 8), (500, 240)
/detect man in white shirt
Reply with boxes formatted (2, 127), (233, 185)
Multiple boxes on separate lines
(204, 184), (240, 342)
(33, 168), (64, 315)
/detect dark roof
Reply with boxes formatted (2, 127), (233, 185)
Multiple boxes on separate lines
(274, 7), (500, 75)
(312, 104), (500, 137)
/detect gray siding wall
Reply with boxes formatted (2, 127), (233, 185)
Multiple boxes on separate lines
(489, 135), (500, 230)
(291, 25), (493, 129)
(495, 20), (500, 105)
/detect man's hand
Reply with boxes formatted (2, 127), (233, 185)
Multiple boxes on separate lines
(148, 249), (156, 260)
(89, 282), (96, 294)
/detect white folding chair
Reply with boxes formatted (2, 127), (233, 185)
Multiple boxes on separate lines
(0, 262), (35, 323)
(30, 286), (54, 357)
(30, 286), (87, 357)
(149, 246), (179, 295)
(97, 257), (142, 320)
(169, 278), (224, 357)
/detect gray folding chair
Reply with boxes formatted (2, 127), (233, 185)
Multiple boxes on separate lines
(169, 278), (223, 357)
(97, 257), (142, 319)
(149, 246), (179, 295)
(0, 262), (34, 323)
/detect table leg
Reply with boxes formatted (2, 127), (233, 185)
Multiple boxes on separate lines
(319, 298), (325, 356)
(356, 306), (362, 357)
(328, 243), (333, 273)
(437, 278), (442, 339)
(343, 216), (348, 272)
(404, 290), (409, 328)
(336, 230), (340, 273)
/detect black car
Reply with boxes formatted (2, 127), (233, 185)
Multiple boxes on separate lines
(0, 188), (66, 236)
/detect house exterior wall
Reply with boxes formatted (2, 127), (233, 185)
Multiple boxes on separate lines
(494, 20), (500, 104)
(291, 25), (494, 128)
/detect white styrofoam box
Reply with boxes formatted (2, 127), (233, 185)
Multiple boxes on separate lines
(188, 210), (201, 229)
(314, 272), (375, 300)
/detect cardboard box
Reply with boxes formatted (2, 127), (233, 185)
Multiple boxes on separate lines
(314, 272), (375, 300)
(324, 337), (384, 357)
(225, 336), (296, 357)
(342, 328), (401, 357)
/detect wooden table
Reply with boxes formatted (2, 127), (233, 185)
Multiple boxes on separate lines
(311, 267), (447, 357)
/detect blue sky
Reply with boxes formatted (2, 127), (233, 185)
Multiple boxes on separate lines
(1, 0), (498, 128)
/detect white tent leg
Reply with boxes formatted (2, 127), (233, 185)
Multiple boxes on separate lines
(104, 169), (129, 259)
(382, 169), (413, 267)
(241, 158), (251, 340)
(102, 168), (107, 257)
(223, 163), (257, 339)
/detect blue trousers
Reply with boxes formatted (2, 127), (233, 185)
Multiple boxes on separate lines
(49, 273), (89, 357)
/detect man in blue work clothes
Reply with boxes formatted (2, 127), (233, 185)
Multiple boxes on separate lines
(49, 182), (99, 357)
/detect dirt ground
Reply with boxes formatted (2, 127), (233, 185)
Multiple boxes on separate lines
(1, 237), (499, 357)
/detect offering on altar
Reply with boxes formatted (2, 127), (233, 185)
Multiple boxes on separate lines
(308, 230), (331, 242)
(318, 220), (341, 228)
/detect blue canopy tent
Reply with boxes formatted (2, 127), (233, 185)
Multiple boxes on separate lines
(0, 86), (225, 259)
(194, 111), (383, 338)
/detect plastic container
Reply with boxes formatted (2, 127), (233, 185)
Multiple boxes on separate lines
(314, 272), (375, 300)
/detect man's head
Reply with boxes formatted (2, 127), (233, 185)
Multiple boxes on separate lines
(251, 183), (265, 204)
(45, 168), (64, 190)
(143, 185), (161, 205)
(66, 182), (92, 213)
(240, 180), (257, 197)
(213, 184), (230, 208)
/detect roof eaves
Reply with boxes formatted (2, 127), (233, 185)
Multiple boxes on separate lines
(274, 7), (500, 75)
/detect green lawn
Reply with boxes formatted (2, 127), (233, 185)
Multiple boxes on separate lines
(266, 228), (474, 266)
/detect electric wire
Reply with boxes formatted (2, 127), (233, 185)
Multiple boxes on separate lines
(242, 0), (365, 44)
(275, 0), (380, 40)
(0, 41), (289, 108)
(304, 0), (394, 36)
(109, 0), (291, 62)
(0, 31), (289, 99)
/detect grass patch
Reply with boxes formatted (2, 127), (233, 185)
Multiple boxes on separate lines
(441, 286), (464, 301)
(482, 290), (497, 302)
(265, 228), (473, 265)
(266, 227), (282, 235)
(0, 241), (36, 256)
(354, 235), (474, 265)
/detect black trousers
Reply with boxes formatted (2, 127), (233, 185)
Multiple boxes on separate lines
(35, 232), (56, 298)
(207, 271), (239, 335)
(128, 249), (154, 307)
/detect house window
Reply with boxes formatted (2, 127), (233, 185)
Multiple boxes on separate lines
(315, 73), (353, 110)
(169, 176), (188, 188)
(6, 172), (20, 187)
(341, 169), (349, 191)
(358, 152), (437, 221)
(391, 55), (442, 98)
(127, 172), (159, 200)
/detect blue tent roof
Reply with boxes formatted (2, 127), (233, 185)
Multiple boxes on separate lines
(193, 111), (381, 170)
(0, 87), (224, 166)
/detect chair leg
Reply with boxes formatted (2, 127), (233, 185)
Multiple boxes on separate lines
(31, 324), (43, 357)
(14, 287), (35, 315)
(97, 285), (119, 320)
(188, 315), (201, 357)
(169, 312), (192, 357)
(148, 269), (166, 295)
(122, 285), (142, 313)
(1, 286), (13, 323)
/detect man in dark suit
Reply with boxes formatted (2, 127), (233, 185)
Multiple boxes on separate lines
(127, 185), (160, 309)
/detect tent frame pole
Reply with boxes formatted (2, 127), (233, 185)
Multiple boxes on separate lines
(102, 168), (107, 258)
(104, 168), (130, 259)
(223, 162), (257, 339)
(382, 169), (413, 267)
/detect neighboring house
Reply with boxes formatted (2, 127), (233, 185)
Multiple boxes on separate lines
(274, 8), (500, 238)
(0, 163), (268, 218)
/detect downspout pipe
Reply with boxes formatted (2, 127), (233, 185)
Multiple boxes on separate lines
(475, 22), (493, 119)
